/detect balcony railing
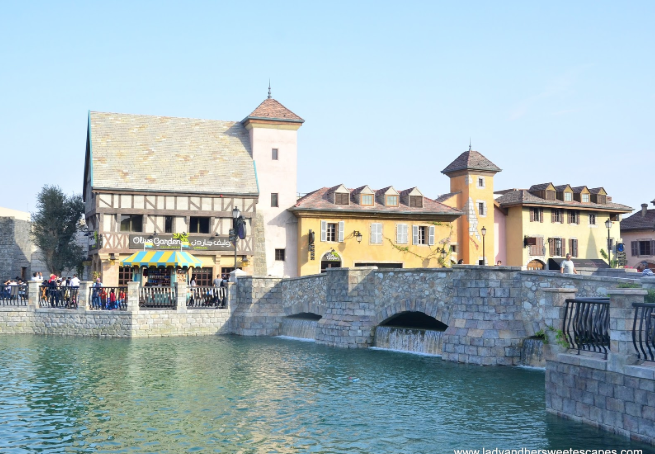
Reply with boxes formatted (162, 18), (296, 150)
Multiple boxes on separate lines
(632, 303), (655, 362)
(38, 286), (79, 309)
(0, 284), (27, 306)
(139, 287), (177, 309)
(563, 297), (611, 358)
(187, 287), (226, 309)
(89, 286), (128, 311)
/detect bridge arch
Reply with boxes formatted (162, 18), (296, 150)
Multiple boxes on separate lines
(373, 300), (451, 329)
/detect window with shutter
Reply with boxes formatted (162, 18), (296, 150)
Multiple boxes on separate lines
(560, 238), (565, 256)
(631, 241), (638, 256)
(428, 226), (435, 246)
(549, 238), (554, 256)
(371, 223), (382, 244)
(530, 209), (535, 222)
(396, 224), (408, 244)
(338, 221), (344, 242)
(539, 209), (544, 223)
(320, 221), (327, 242)
(412, 225), (419, 245)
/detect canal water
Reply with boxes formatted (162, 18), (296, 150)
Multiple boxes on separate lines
(0, 335), (649, 453)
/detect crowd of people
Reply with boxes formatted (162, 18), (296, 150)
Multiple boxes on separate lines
(1, 276), (28, 301)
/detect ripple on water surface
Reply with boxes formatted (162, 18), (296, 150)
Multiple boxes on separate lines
(0, 335), (649, 453)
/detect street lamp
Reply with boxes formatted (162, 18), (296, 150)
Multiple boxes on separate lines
(353, 230), (363, 243)
(605, 219), (613, 267)
(481, 226), (487, 266)
(231, 207), (241, 270)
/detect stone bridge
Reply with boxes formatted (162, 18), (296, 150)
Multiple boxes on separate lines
(231, 265), (637, 366)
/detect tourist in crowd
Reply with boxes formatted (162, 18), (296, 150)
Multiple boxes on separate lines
(108, 289), (117, 310)
(637, 264), (654, 276)
(457, 259), (464, 264)
(560, 254), (578, 275)
(189, 275), (197, 287)
(31, 272), (39, 282)
(38, 272), (43, 281)
(91, 278), (103, 309)
(496, 260), (502, 266)
(70, 274), (80, 287)
(213, 274), (222, 287)
(118, 289), (126, 309)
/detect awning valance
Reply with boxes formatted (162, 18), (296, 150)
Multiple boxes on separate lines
(121, 251), (203, 268)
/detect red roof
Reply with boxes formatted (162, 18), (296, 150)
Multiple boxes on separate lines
(244, 98), (304, 123)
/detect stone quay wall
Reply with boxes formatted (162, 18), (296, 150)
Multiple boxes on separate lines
(545, 289), (655, 445)
(0, 281), (232, 337)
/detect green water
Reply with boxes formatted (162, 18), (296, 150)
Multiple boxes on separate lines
(0, 335), (649, 453)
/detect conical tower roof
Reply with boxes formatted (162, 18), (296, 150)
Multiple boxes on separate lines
(243, 98), (304, 123)
(441, 149), (501, 175)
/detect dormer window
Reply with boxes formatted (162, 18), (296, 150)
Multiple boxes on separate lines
(564, 192), (572, 202)
(409, 196), (423, 208)
(386, 195), (399, 206)
(545, 190), (556, 200)
(360, 194), (374, 206)
(582, 194), (590, 203)
(335, 193), (350, 205)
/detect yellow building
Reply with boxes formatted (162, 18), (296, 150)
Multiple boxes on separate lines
(494, 183), (632, 269)
(289, 184), (463, 276)
(437, 147), (502, 265)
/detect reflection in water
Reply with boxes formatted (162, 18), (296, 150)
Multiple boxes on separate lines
(0, 335), (648, 453)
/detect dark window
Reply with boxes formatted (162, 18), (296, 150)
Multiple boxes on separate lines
(545, 190), (556, 200)
(119, 267), (134, 286)
(409, 196), (423, 208)
(120, 214), (143, 232)
(272, 148), (278, 160)
(551, 209), (563, 223)
(569, 239), (578, 258)
(568, 211), (579, 224)
(610, 213), (619, 221)
(450, 245), (457, 253)
(326, 223), (337, 242)
(189, 217), (210, 234)
(589, 214), (596, 225)
(335, 193), (350, 205)
(275, 249), (285, 261)
(193, 267), (214, 286)
(530, 208), (543, 222)
(165, 216), (173, 233)
(417, 226), (427, 245)
(549, 238), (564, 256)
(271, 193), (279, 207)
(478, 202), (486, 216)
(639, 241), (652, 256)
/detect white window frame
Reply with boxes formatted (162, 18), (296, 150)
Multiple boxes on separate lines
(428, 225), (435, 246)
(321, 220), (341, 242)
(370, 223), (383, 245)
(338, 221), (344, 242)
(396, 223), (408, 244)
(412, 225), (420, 245)
(477, 177), (485, 188)
(564, 192), (573, 202)
(582, 193), (590, 203)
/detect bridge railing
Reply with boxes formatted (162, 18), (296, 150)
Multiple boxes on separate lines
(139, 286), (177, 309)
(632, 302), (655, 362)
(187, 287), (226, 309)
(0, 284), (28, 306)
(562, 297), (611, 358)
(38, 286), (79, 309)
(88, 286), (128, 311)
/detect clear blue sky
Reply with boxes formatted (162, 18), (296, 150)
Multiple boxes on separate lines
(1, 1), (653, 214)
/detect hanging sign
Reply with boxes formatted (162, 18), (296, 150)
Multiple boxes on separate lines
(321, 251), (341, 262)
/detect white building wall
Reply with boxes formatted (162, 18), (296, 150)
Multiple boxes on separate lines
(249, 126), (299, 277)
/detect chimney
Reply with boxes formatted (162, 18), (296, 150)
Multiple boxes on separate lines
(642, 203), (649, 217)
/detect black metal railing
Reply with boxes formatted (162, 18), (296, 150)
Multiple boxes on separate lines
(139, 287), (177, 309)
(632, 303), (655, 362)
(187, 287), (226, 309)
(563, 297), (611, 358)
(38, 285), (79, 309)
(89, 286), (128, 311)
(0, 284), (28, 306)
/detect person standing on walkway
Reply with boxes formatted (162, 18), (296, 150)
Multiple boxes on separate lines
(92, 278), (103, 309)
(560, 254), (578, 275)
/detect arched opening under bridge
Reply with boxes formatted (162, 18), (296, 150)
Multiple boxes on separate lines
(374, 311), (447, 356)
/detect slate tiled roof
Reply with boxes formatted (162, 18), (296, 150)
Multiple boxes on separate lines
(571, 186), (588, 193)
(88, 112), (258, 195)
(244, 98), (304, 123)
(435, 192), (460, 203)
(621, 209), (655, 231)
(589, 187), (606, 194)
(553, 184), (570, 192)
(441, 150), (502, 174)
(495, 189), (632, 212)
(529, 183), (553, 191)
(290, 187), (463, 217)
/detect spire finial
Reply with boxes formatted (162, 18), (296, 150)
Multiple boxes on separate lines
(268, 80), (271, 99)
(469, 139), (472, 152)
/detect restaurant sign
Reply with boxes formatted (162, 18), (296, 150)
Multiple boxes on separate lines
(129, 234), (233, 251)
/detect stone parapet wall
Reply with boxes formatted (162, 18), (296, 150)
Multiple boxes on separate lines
(231, 277), (285, 336)
(546, 354), (655, 445)
(280, 274), (326, 316)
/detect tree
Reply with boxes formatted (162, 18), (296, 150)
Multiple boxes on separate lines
(31, 185), (86, 275)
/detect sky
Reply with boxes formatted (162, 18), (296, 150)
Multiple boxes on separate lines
(0, 1), (653, 215)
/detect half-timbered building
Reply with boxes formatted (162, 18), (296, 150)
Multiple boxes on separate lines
(83, 95), (304, 285)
